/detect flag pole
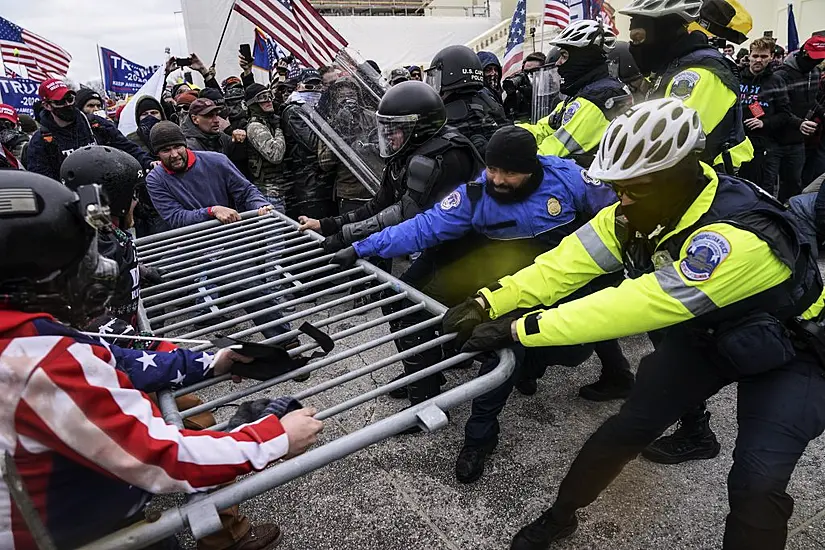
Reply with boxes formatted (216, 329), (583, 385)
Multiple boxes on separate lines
(212, 0), (237, 67)
(96, 44), (106, 96)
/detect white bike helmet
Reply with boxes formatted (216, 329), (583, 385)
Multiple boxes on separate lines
(549, 20), (617, 52)
(619, 0), (702, 22)
(588, 98), (706, 181)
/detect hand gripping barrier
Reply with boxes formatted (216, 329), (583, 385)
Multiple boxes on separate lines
(78, 209), (515, 549)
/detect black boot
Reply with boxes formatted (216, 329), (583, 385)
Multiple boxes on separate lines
(642, 411), (721, 464)
(578, 369), (634, 402)
(510, 509), (578, 550)
(455, 436), (498, 484)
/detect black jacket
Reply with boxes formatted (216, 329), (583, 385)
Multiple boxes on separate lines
(738, 65), (792, 144)
(774, 54), (823, 145)
(181, 115), (251, 179)
(28, 109), (153, 181)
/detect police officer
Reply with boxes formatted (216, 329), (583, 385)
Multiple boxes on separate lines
(330, 126), (631, 482)
(620, 0), (755, 464)
(60, 146), (148, 328)
(520, 20), (631, 165)
(425, 45), (511, 156)
(445, 99), (825, 550)
(298, 80), (482, 250)
(299, 80), (483, 412)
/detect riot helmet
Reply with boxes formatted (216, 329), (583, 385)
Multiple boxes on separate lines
(61, 146), (143, 222)
(0, 170), (118, 325)
(375, 80), (446, 158)
(425, 45), (484, 95)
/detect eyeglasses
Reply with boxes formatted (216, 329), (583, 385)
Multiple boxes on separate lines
(51, 93), (76, 107)
(608, 181), (659, 201)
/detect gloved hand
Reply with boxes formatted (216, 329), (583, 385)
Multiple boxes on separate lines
(329, 246), (359, 268)
(461, 317), (516, 353)
(442, 297), (489, 347)
(322, 232), (347, 253)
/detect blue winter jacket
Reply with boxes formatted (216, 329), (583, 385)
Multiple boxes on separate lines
(353, 155), (617, 259)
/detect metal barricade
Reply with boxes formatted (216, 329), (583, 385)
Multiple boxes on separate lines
(80, 209), (515, 550)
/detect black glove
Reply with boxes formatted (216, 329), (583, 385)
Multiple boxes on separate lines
(329, 246), (359, 268)
(322, 232), (347, 253)
(442, 297), (489, 347)
(461, 317), (515, 353)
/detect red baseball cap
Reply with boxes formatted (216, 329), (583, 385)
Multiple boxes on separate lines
(38, 78), (71, 101)
(0, 104), (19, 124)
(803, 35), (825, 60)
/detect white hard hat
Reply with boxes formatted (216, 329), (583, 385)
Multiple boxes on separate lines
(619, 0), (702, 22)
(588, 98), (706, 182)
(549, 20), (617, 52)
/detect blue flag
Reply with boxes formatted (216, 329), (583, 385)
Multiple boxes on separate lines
(0, 76), (38, 116)
(788, 3), (800, 52)
(100, 46), (154, 95)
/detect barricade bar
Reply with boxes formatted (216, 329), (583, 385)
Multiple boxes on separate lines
(82, 209), (516, 549)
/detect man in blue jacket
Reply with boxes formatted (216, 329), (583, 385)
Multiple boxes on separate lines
(27, 78), (154, 180)
(331, 126), (633, 483)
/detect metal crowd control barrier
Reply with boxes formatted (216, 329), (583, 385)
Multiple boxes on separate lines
(80, 209), (515, 550)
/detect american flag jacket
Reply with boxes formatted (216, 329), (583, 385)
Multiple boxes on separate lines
(0, 310), (290, 549)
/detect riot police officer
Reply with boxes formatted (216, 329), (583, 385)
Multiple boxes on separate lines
(299, 80), (483, 409)
(521, 20), (631, 166)
(425, 45), (511, 156)
(447, 99), (825, 550)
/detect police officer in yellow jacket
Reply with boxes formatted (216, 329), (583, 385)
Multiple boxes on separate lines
(619, 0), (755, 464)
(443, 99), (825, 550)
(519, 19), (636, 401)
(520, 20), (632, 165)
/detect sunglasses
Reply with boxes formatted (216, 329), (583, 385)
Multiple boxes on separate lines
(51, 93), (76, 107)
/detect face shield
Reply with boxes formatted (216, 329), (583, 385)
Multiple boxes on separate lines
(530, 65), (561, 124)
(425, 66), (442, 94)
(376, 113), (419, 158)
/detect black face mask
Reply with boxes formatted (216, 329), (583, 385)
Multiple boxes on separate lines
(139, 115), (160, 137)
(53, 105), (76, 123)
(620, 167), (705, 236)
(485, 165), (543, 204)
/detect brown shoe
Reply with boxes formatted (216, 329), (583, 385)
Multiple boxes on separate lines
(225, 523), (283, 550)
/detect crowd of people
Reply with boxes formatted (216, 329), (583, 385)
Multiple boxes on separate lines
(4, 0), (825, 548)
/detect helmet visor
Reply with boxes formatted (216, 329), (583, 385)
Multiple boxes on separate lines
(424, 67), (442, 94)
(376, 113), (419, 158)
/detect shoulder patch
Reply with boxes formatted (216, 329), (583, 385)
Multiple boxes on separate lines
(547, 196), (562, 216)
(581, 169), (602, 187)
(669, 70), (701, 100)
(440, 190), (462, 211)
(562, 101), (581, 125)
(679, 231), (731, 282)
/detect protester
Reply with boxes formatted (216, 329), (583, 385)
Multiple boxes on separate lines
(774, 35), (825, 199)
(738, 37), (792, 195)
(27, 78), (154, 180)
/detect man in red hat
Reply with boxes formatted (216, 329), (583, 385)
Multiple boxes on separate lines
(26, 78), (154, 181)
(0, 103), (28, 165)
(774, 35), (825, 199)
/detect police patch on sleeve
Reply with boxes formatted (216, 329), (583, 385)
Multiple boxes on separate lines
(581, 169), (602, 186)
(440, 190), (461, 211)
(562, 101), (581, 125)
(669, 70), (701, 100)
(679, 231), (731, 282)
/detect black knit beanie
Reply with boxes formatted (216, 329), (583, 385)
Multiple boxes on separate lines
(485, 126), (538, 173)
(149, 120), (187, 151)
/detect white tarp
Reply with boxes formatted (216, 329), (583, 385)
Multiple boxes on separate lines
(181, 0), (495, 83)
(117, 67), (167, 137)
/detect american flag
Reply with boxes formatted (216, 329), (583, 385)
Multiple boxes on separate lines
(544, 0), (571, 30)
(0, 17), (71, 82)
(501, 0), (527, 79)
(234, 0), (347, 68)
